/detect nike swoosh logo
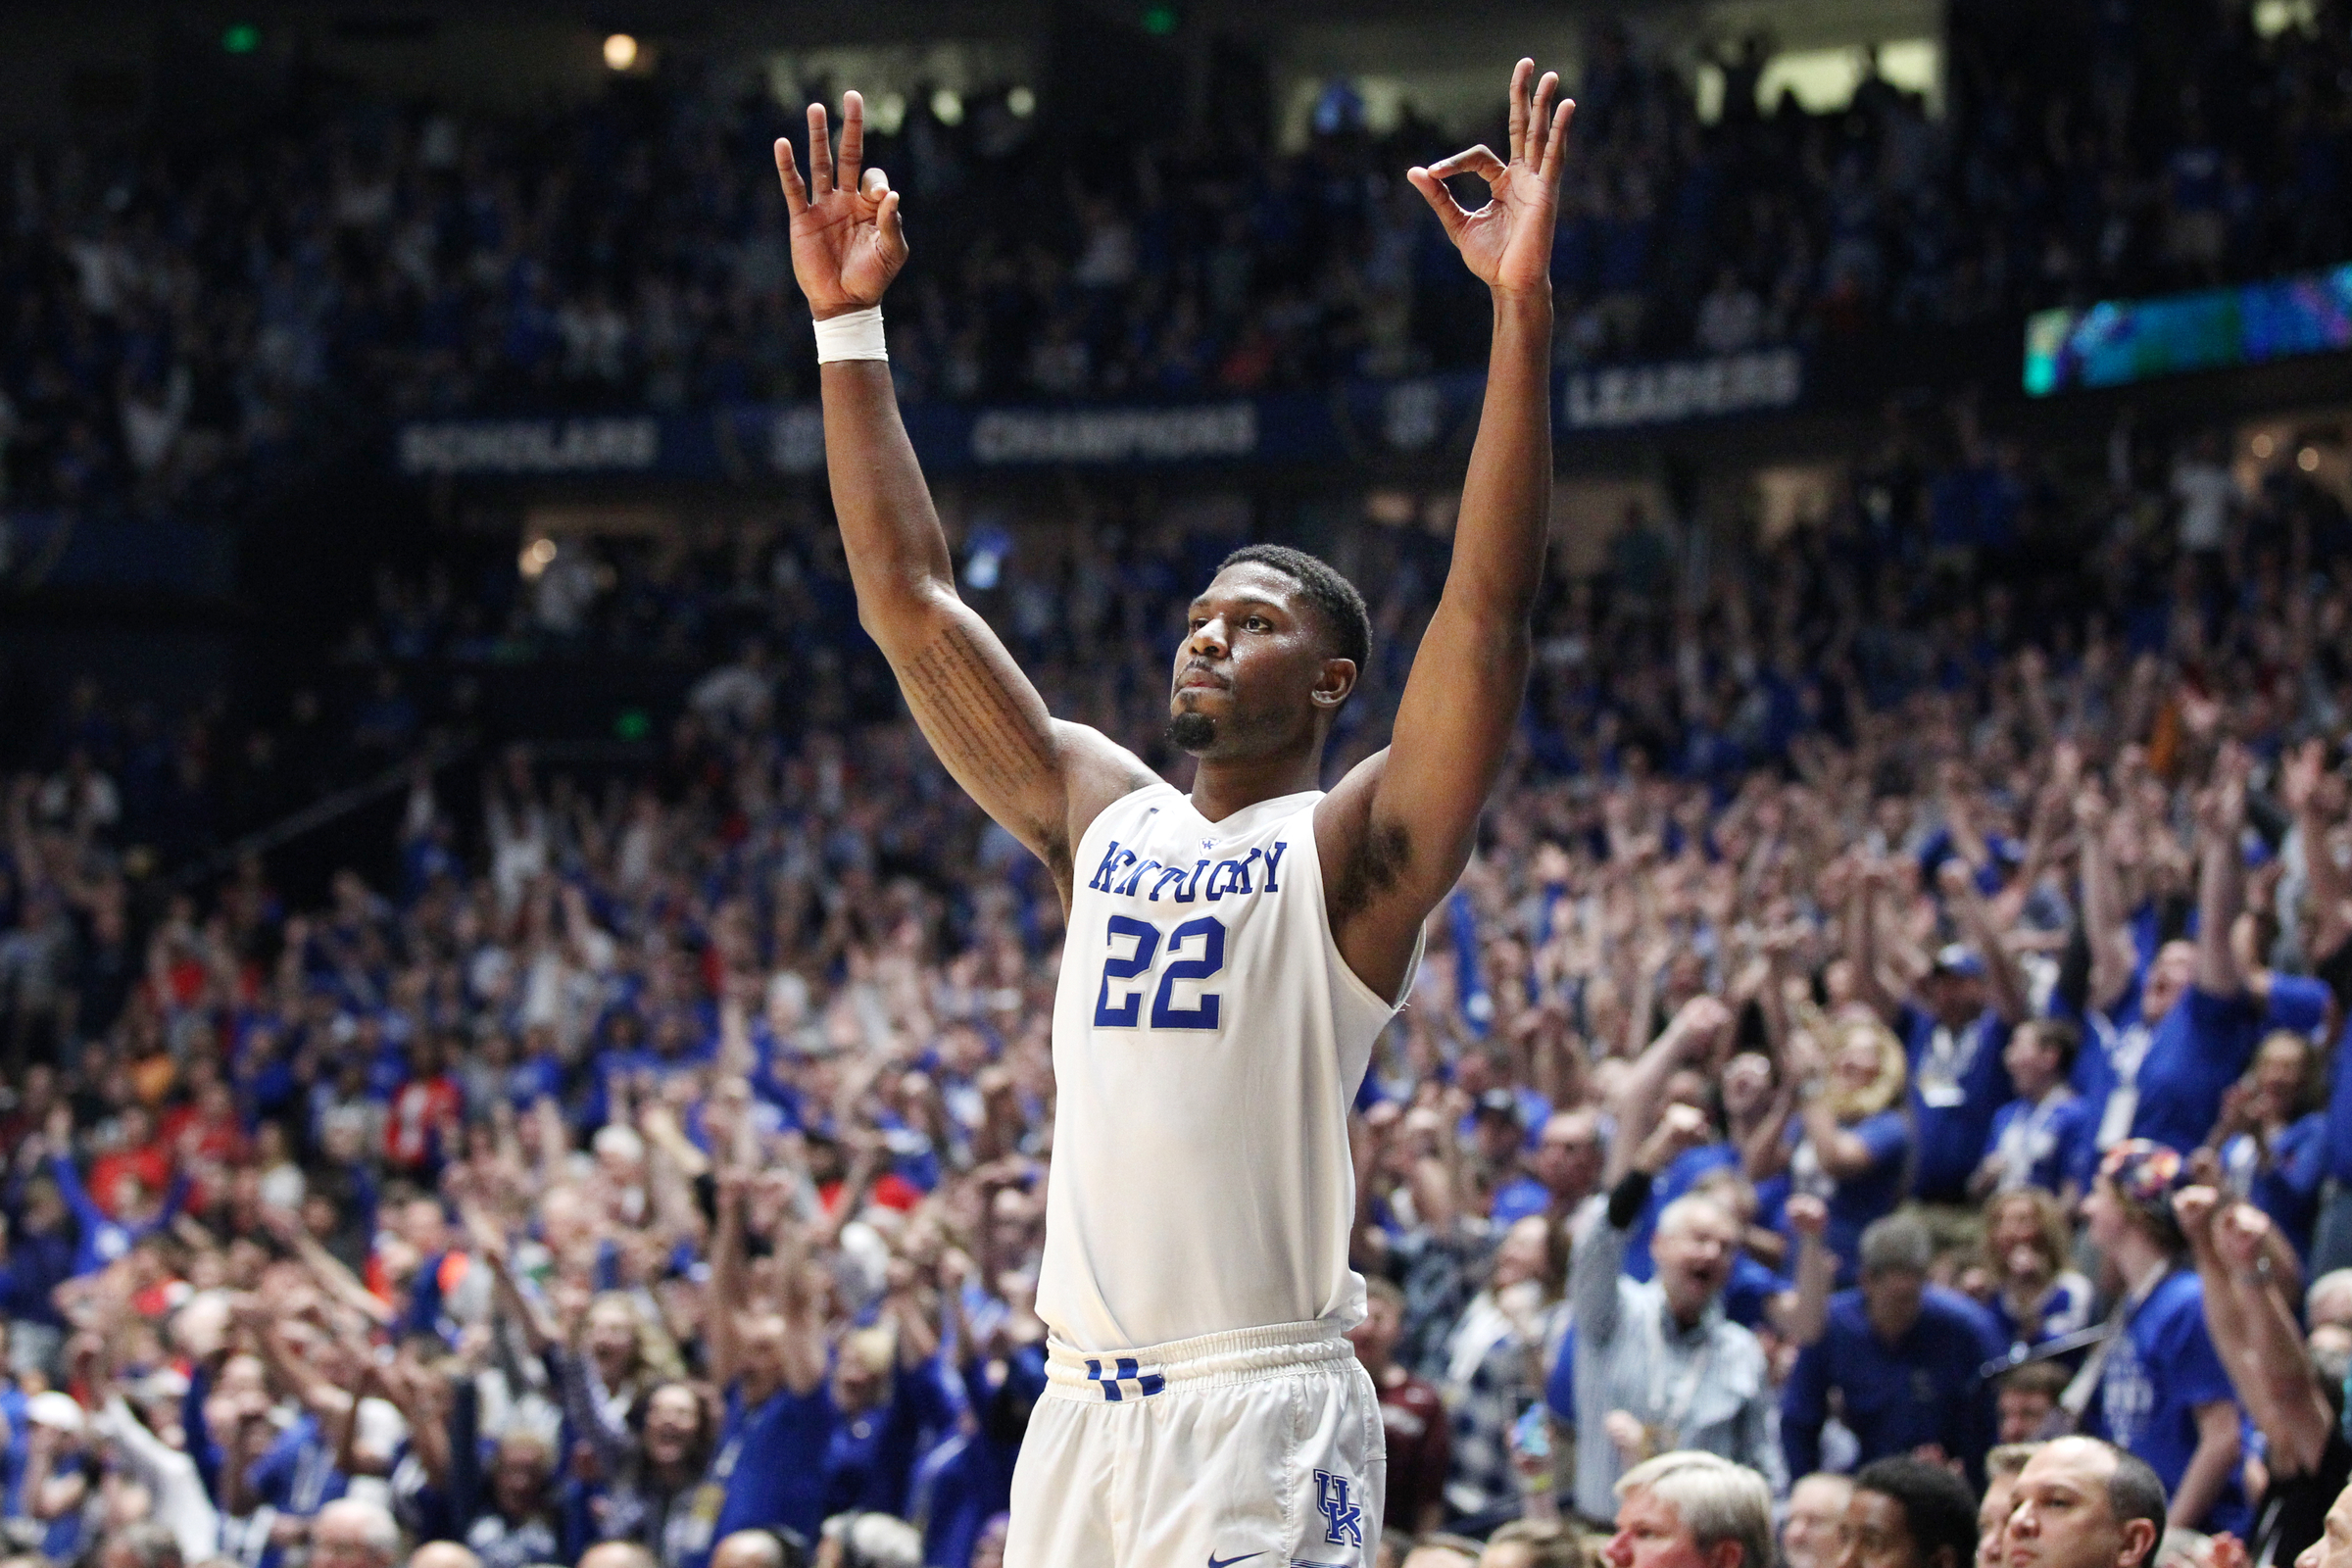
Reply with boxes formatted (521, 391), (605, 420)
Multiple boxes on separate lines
(1207, 1555), (1264, 1568)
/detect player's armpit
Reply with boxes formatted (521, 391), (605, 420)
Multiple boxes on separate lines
(1314, 752), (1434, 1006)
(1316, 610), (1533, 1003)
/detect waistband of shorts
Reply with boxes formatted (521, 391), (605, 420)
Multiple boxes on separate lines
(1044, 1320), (1355, 1399)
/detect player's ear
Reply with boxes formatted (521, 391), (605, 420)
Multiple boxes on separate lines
(1311, 658), (1356, 709)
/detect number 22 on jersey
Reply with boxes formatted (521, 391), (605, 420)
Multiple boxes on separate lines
(1094, 914), (1228, 1031)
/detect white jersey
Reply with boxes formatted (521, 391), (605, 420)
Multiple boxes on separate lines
(1037, 782), (1412, 1351)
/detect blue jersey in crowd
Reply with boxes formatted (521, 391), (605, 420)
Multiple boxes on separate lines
(1782, 1284), (2003, 1484)
(822, 1358), (963, 1521)
(1984, 1090), (2097, 1196)
(2076, 980), (2151, 1152)
(2084, 1266), (2248, 1535)
(696, 1380), (835, 1567)
(1899, 1004), (2015, 1202)
(1788, 1110), (1911, 1284)
(2223, 1113), (2328, 1261)
(1985, 1271), (2096, 1361)
(2130, 988), (2263, 1153)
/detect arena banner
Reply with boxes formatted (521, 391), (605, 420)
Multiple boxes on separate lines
(390, 352), (1807, 481)
(1561, 347), (1804, 430)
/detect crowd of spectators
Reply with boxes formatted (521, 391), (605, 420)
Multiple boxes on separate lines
(4, 380), (2352, 1568)
(3, 0), (2349, 532)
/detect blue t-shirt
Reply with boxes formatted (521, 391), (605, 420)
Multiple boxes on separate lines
(2085, 1268), (2248, 1534)
(1490, 1175), (1553, 1227)
(820, 1357), (961, 1520)
(700, 1380), (835, 1562)
(2131, 989), (2264, 1153)
(246, 1412), (349, 1516)
(2075, 980), (2151, 1150)
(1900, 1004), (2015, 1202)
(1722, 1252), (1786, 1330)
(2224, 1113), (2328, 1261)
(1788, 1110), (1911, 1284)
(1984, 1090), (2097, 1196)
(2267, 975), (2331, 1038)
(1985, 1271), (2097, 1362)
(2323, 1018), (2352, 1183)
(1782, 1285), (2004, 1483)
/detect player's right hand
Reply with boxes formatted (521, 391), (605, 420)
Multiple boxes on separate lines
(775, 92), (908, 318)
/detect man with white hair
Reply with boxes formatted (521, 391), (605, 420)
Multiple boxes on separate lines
(1603, 1451), (1775, 1568)
(1569, 1105), (1782, 1523)
(311, 1497), (401, 1568)
(2306, 1268), (2352, 1330)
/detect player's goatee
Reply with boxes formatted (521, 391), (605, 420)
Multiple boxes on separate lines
(1166, 710), (1217, 752)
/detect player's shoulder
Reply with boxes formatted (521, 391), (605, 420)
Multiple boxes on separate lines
(1055, 719), (1167, 831)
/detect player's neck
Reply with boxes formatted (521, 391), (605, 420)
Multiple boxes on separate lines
(1187, 749), (1324, 823)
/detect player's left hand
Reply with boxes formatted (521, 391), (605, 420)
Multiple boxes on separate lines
(1407, 60), (1574, 295)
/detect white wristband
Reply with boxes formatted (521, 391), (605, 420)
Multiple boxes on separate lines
(813, 306), (887, 363)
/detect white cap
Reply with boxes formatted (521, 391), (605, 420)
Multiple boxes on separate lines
(27, 1392), (85, 1434)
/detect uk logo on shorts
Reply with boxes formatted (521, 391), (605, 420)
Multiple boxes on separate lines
(1314, 1470), (1362, 1548)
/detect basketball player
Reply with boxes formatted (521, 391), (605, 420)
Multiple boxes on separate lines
(773, 60), (1575, 1568)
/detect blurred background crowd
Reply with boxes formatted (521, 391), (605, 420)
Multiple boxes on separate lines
(1, 0), (2347, 521)
(4, 0), (2352, 1567)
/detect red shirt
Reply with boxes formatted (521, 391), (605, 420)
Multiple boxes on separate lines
(1375, 1369), (1452, 1533)
(89, 1145), (172, 1216)
(385, 1075), (463, 1169)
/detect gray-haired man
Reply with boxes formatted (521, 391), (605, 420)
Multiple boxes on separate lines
(1570, 1105), (1779, 1523)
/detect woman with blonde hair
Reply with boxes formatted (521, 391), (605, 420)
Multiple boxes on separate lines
(1980, 1187), (2094, 1361)
(1752, 988), (1913, 1284)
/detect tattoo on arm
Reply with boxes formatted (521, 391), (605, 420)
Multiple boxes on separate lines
(902, 620), (1068, 870)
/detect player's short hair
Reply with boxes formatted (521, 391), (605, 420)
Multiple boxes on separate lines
(1365, 1274), (1406, 1311)
(1854, 1457), (1980, 1568)
(1216, 544), (1371, 674)
(1614, 1452), (1773, 1568)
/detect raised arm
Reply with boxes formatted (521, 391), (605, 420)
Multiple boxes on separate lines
(775, 97), (1152, 904)
(1845, 861), (1900, 1020)
(2075, 784), (2140, 1015)
(2196, 750), (2249, 999)
(707, 1170), (748, 1390)
(1768, 1195), (1838, 1346)
(2176, 1186), (2332, 1476)
(1604, 995), (1731, 1186)
(1316, 62), (1574, 1001)
(2282, 740), (2352, 962)
(1938, 858), (2029, 1025)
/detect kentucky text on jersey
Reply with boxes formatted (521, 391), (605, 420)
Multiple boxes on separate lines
(1083, 838), (1292, 902)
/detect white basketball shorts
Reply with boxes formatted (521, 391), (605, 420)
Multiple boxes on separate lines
(1005, 1320), (1387, 1568)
